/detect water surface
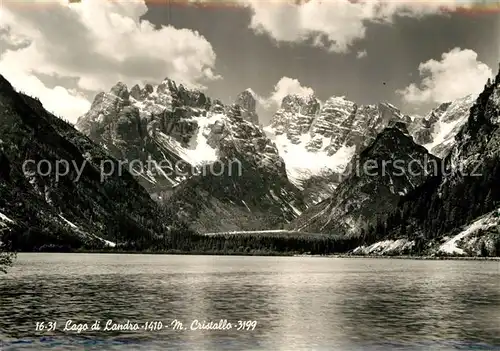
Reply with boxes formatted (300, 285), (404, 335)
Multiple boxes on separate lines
(0, 254), (499, 350)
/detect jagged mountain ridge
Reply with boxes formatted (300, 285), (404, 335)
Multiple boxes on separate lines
(77, 79), (217, 193)
(0, 75), (187, 251)
(77, 79), (306, 232)
(265, 94), (412, 204)
(290, 122), (439, 236)
(77, 80), (281, 186)
(265, 91), (475, 205)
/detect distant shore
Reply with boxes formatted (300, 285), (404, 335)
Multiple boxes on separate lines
(324, 254), (500, 261)
(15, 250), (500, 260)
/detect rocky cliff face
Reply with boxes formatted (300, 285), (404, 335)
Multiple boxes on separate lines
(408, 94), (475, 158)
(76, 79), (215, 193)
(268, 94), (321, 142)
(290, 122), (438, 236)
(235, 89), (259, 125)
(0, 75), (187, 251)
(265, 94), (411, 204)
(77, 80), (275, 191)
(77, 79), (305, 232)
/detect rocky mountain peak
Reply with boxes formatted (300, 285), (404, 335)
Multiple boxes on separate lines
(210, 99), (225, 114)
(268, 94), (320, 141)
(280, 94), (320, 114)
(476, 75), (500, 126)
(236, 89), (257, 111)
(110, 82), (129, 100)
(144, 83), (154, 95)
(445, 72), (500, 175)
(130, 84), (141, 100)
(360, 67), (500, 257)
(378, 102), (412, 124)
(434, 101), (452, 114)
(234, 89), (259, 124)
(423, 111), (439, 127)
(163, 77), (177, 90)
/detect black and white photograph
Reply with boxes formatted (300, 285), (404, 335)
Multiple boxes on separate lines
(0, 0), (499, 349)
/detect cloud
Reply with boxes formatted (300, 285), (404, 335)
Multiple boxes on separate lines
(264, 77), (315, 108)
(0, 0), (220, 123)
(249, 76), (315, 125)
(240, 0), (475, 53)
(356, 50), (367, 59)
(398, 48), (493, 104)
(2, 67), (92, 121)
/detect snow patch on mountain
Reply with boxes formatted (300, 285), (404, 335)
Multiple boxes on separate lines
(352, 239), (415, 255)
(438, 209), (500, 255)
(156, 113), (225, 167)
(58, 214), (116, 248)
(409, 94), (475, 158)
(0, 211), (14, 227)
(58, 215), (78, 229)
(423, 119), (460, 152)
(266, 128), (356, 187)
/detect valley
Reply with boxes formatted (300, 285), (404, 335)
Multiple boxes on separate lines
(1, 66), (499, 258)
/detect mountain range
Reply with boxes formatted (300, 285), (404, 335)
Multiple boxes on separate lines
(290, 121), (439, 237)
(0, 67), (498, 256)
(76, 80), (305, 232)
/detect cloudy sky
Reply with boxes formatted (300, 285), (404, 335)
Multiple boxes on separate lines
(0, 0), (499, 124)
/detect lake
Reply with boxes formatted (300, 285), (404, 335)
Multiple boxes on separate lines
(0, 254), (499, 350)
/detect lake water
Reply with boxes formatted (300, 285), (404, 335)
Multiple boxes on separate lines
(0, 254), (499, 350)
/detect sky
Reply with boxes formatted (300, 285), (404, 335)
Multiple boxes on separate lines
(0, 0), (499, 124)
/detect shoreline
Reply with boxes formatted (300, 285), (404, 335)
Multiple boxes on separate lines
(326, 254), (500, 261)
(13, 250), (500, 261)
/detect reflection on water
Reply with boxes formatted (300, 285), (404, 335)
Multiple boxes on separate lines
(0, 254), (499, 350)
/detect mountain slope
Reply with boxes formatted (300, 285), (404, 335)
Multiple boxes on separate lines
(0, 75), (187, 251)
(166, 171), (303, 233)
(290, 122), (438, 236)
(158, 102), (305, 233)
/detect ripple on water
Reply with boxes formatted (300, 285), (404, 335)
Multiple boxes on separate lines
(0, 254), (499, 350)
